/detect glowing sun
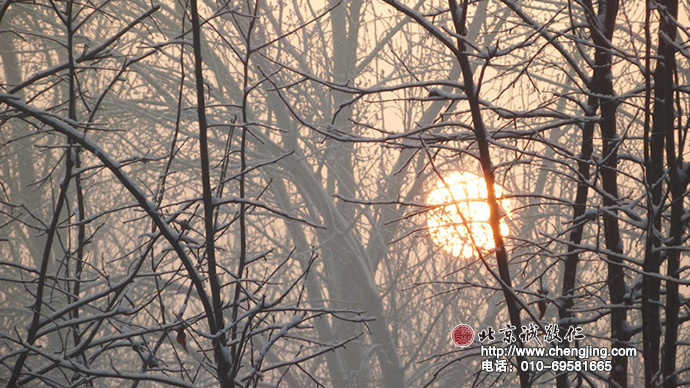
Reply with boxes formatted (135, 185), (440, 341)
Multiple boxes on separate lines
(426, 172), (510, 258)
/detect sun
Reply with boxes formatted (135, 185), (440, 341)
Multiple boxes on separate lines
(426, 171), (510, 258)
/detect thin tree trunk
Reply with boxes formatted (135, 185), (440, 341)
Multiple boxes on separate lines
(582, 0), (628, 386)
(188, 1), (231, 385)
(448, 1), (528, 386)
(658, 1), (681, 386)
(558, 95), (596, 388)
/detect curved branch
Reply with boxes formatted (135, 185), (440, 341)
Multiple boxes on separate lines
(0, 92), (217, 343)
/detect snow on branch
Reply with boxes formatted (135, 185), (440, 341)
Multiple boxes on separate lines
(0, 92), (217, 332)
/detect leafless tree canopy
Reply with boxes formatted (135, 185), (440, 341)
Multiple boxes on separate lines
(1, 0), (690, 387)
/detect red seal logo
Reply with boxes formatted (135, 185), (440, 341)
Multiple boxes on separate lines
(451, 324), (475, 347)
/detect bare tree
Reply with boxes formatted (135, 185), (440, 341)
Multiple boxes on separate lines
(1, 1), (362, 386)
(366, 0), (690, 387)
(3, 0), (690, 387)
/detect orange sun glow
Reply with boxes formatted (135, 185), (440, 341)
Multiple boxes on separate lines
(426, 171), (510, 258)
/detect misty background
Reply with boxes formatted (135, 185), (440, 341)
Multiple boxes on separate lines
(1, 0), (689, 386)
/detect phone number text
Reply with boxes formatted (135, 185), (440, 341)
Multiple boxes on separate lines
(520, 360), (611, 372)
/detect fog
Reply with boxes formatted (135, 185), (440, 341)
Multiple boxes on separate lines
(1, 0), (689, 387)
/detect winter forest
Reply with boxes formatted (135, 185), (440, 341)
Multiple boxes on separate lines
(1, 0), (690, 386)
